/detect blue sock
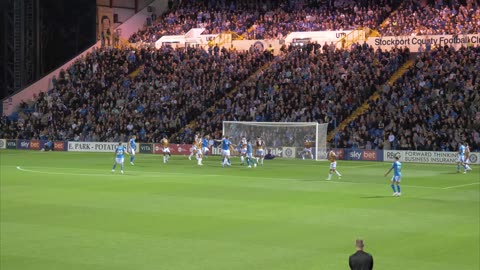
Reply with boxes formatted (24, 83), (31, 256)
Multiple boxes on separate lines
(130, 156), (134, 162)
(391, 184), (396, 193)
(112, 163), (116, 170)
(397, 185), (401, 193)
(228, 158), (231, 164)
(121, 164), (124, 171)
(247, 158), (250, 166)
(457, 164), (461, 171)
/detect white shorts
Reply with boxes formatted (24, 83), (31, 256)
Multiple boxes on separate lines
(202, 147), (209, 153)
(246, 153), (253, 159)
(241, 148), (247, 155)
(330, 161), (337, 170)
(304, 148), (312, 153)
(464, 158), (470, 164)
(115, 157), (124, 164)
(457, 156), (465, 163)
(392, 175), (401, 182)
(129, 148), (136, 156)
(191, 146), (197, 152)
(222, 149), (231, 157)
(163, 147), (170, 153)
(256, 149), (265, 156)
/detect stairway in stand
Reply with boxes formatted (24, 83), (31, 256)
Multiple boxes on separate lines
(327, 59), (415, 141)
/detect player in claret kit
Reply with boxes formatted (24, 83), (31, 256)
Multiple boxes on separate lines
(161, 136), (171, 163)
(112, 142), (126, 174)
(326, 149), (342, 180)
(195, 135), (203, 166)
(255, 137), (266, 165)
(463, 143), (473, 172)
(189, 133), (200, 161)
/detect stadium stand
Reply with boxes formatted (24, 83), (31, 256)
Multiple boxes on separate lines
(339, 45), (480, 151)
(128, 0), (399, 43)
(1, 45), (269, 143)
(2, 0), (479, 152)
(177, 44), (410, 143)
(379, 0), (480, 36)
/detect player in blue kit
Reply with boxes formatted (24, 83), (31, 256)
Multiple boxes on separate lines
(217, 136), (233, 167)
(385, 155), (402, 197)
(128, 135), (136, 165)
(202, 135), (210, 158)
(246, 139), (258, 168)
(457, 143), (468, 173)
(112, 142), (126, 174)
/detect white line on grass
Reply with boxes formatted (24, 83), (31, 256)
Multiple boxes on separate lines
(16, 166), (445, 190)
(442, 182), (480, 189)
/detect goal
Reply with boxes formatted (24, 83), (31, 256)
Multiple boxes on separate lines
(222, 121), (328, 161)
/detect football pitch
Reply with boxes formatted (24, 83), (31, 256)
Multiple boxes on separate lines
(0, 150), (479, 270)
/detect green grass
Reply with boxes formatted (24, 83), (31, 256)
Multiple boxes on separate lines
(1, 150), (479, 270)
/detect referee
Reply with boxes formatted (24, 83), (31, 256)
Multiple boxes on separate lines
(349, 239), (374, 270)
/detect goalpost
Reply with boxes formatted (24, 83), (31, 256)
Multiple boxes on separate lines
(222, 121), (328, 161)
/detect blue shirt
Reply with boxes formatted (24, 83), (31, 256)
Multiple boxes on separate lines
(459, 145), (465, 156)
(202, 138), (208, 148)
(129, 139), (136, 149)
(222, 138), (231, 150)
(115, 146), (126, 158)
(246, 143), (253, 154)
(392, 161), (402, 176)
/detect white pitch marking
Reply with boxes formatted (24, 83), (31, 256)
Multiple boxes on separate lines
(442, 182), (480, 189)
(15, 166), (446, 190)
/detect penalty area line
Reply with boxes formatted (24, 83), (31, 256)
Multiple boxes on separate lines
(442, 182), (480, 189)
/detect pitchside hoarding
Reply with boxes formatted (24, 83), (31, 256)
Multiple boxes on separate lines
(54, 141), (67, 151)
(139, 143), (153, 154)
(384, 150), (480, 164)
(343, 149), (383, 161)
(154, 144), (192, 155)
(0, 139), (5, 149)
(6, 140), (17, 149)
(67, 141), (133, 152)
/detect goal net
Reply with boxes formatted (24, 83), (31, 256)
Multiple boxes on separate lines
(222, 121), (328, 161)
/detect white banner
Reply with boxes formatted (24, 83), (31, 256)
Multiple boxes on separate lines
(68, 141), (131, 152)
(0, 139), (6, 149)
(367, 34), (480, 52)
(285, 30), (352, 45)
(384, 150), (480, 165)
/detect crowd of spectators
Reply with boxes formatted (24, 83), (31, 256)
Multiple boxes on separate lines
(1, 47), (143, 141)
(129, 0), (275, 43)
(183, 43), (409, 144)
(379, 0), (480, 36)
(129, 0), (399, 43)
(0, 45), (269, 143)
(244, 0), (395, 39)
(339, 45), (480, 151)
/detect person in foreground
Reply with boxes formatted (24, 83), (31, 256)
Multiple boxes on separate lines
(349, 239), (374, 270)
(384, 155), (402, 196)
